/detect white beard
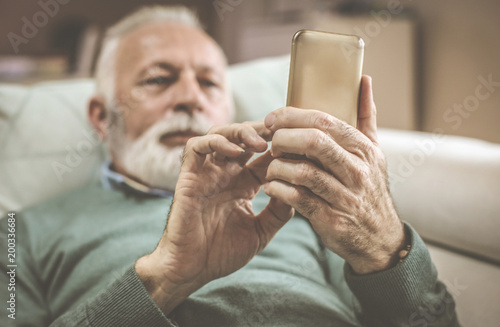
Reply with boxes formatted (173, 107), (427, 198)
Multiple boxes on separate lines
(108, 111), (211, 192)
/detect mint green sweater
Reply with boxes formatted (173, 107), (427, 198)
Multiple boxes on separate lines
(1, 182), (459, 326)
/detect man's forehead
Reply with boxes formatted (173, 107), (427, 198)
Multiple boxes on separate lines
(117, 22), (225, 74)
(122, 21), (211, 46)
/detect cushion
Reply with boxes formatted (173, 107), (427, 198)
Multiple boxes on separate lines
(427, 244), (500, 327)
(0, 80), (105, 216)
(380, 129), (500, 264)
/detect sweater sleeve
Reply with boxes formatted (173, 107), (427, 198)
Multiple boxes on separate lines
(0, 210), (179, 327)
(1, 214), (52, 326)
(344, 223), (460, 327)
(50, 266), (179, 327)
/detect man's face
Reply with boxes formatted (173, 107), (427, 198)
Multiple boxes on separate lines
(115, 21), (231, 145)
(106, 22), (232, 190)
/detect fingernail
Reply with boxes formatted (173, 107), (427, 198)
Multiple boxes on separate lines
(265, 113), (276, 128)
(234, 144), (246, 153)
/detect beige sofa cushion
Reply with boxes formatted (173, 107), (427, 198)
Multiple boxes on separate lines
(0, 80), (105, 216)
(427, 244), (500, 327)
(380, 129), (500, 264)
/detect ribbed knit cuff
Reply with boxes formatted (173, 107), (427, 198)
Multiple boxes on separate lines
(86, 266), (178, 327)
(344, 223), (437, 325)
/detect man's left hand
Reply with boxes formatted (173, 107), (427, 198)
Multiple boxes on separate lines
(263, 75), (406, 275)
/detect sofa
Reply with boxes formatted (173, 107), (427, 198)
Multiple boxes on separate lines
(1, 56), (499, 326)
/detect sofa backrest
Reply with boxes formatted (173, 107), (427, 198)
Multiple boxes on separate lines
(0, 56), (290, 218)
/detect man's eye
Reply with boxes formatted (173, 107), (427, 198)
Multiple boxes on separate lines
(143, 77), (173, 85)
(200, 79), (218, 88)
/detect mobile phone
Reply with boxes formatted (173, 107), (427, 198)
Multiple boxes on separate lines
(286, 30), (364, 127)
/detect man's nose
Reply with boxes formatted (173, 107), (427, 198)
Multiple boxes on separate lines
(171, 73), (203, 114)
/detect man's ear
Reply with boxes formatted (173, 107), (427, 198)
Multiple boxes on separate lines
(88, 96), (108, 140)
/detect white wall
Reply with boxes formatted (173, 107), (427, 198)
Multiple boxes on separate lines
(414, 0), (500, 143)
(213, 0), (500, 143)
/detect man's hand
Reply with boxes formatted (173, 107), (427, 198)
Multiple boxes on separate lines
(262, 75), (406, 275)
(136, 122), (294, 314)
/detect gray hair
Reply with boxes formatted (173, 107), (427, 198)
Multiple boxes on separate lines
(94, 6), (204, 107)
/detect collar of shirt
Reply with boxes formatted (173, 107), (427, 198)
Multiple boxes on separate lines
(100, 161), (174, 198)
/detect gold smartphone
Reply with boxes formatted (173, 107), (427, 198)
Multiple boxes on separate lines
(286, 30), (364, 127)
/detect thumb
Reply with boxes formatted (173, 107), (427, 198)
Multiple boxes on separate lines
(247, 150), (274, 184)
(357, 75), (378, 144)
(256, 197), (294, 237)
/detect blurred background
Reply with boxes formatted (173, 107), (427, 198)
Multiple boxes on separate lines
(1, 0), (499, 143)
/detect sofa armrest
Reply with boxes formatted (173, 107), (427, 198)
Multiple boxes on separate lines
(379, 129), (500, 264)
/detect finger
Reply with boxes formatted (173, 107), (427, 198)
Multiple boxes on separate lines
(265, 106), (337, 133)
(262, 180), (329, 222)
(357, 75), (378, 145)
(265, 107), (371, 152)
(270, 128), (356, 184)
(208, 123), (268, 152)
(255, 197), (294, 235)
(208, 123), (268, 166)
(246, 150), (274, 184)
(183, 134), (245, 170)
(266, 158), (353, 205)
(212, 150), (230, 163)
(242, 120), (273, 142)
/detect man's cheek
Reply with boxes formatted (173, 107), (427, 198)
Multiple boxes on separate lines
(213, 103), (233, 125)
(214, 113), (232, 126)
(126, 118), (153, 141)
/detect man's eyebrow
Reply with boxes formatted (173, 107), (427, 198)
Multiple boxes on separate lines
(197, 66), (224, 80)
(197, 65), (216, 73)
(138, 62), (178, 78)
(137, 62), (223, 80)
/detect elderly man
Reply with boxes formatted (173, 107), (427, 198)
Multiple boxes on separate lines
(1, 5), (459, 327)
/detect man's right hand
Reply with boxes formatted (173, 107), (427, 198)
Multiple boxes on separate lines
(135, 122), (294, 314)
